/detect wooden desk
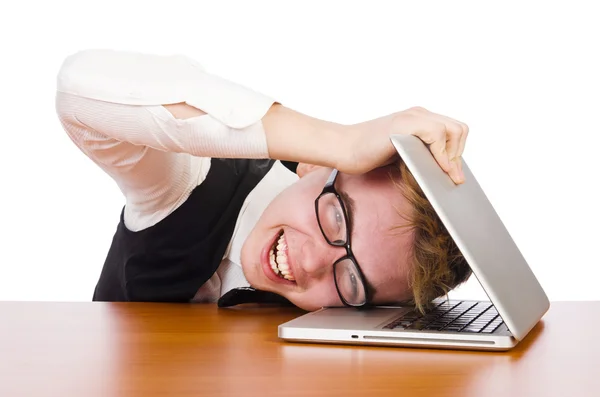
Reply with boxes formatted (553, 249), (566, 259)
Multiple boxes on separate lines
(0, 301), (598, 397)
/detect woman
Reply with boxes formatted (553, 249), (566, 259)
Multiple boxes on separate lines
(55, 49), (471, 313)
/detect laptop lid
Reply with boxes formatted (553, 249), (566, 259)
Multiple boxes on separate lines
(390, 134), (549, 340)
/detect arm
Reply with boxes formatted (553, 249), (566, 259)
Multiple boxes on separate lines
(55, 49), (276, 231)
(56, 48), (466, 232)
(262, 104), (467, 182)
(167, 99), (467, 183)
(56, 92), (210, 232)
(163, 101), (342, 170)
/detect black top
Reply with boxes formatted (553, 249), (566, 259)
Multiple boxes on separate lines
(93, 158), (295, 307)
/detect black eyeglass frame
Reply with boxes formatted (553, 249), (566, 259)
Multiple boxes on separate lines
(314, 168), (371, 308)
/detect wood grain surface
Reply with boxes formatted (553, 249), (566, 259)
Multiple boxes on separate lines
(0, 301), (598, 397)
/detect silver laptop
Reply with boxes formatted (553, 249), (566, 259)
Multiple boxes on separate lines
(278, 134), (549, 351)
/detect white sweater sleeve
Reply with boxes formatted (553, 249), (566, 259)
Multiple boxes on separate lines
(55, 49), (276, 231)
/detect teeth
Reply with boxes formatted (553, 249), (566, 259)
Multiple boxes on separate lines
(268, 232), (295, 281)
(268, 249), (279, 274)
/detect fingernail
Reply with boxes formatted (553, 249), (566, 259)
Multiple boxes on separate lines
(455, 168), (464, 184)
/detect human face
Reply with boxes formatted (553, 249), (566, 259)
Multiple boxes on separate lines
(241, 164), (415, 311)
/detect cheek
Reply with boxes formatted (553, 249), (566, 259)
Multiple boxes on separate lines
(345, 208), (410, 291)
(291, 283), (342, 310)
(257, 183), (318, 231)
(354, 235), (412, 302)
(241, 183), (317, 266)
(295, 272), (344, 309)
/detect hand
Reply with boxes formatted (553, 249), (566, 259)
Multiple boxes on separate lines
(338, 107), (469, 184)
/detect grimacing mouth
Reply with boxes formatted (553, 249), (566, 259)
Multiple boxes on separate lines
(268, 229), (296, 282)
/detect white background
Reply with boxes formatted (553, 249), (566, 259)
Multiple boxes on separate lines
(0, 1), (598, 302)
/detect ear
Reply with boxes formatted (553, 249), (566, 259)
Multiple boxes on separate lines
(296, 163), (326, 178)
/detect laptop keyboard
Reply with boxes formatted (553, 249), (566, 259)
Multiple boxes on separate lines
(383, 300), (505, 333)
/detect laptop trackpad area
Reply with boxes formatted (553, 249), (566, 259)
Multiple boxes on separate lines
(289, 307), (410, 331)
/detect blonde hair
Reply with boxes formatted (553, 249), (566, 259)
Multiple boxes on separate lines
(390, 159), (472, 313)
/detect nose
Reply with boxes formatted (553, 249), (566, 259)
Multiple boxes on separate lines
(298, 237), (346, 279)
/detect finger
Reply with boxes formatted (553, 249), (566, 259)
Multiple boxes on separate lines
(456, 122), (469, 157)
(415, 110), (467, 183)
(457, 155), (464, 179)
(422, 111), (466, 161)
(446, 124), (463, 183)
(418, 113), (463, 182)
(450, 120), (468, 182)
(411, 119), (451, 173)
(444, 123), (463, 161)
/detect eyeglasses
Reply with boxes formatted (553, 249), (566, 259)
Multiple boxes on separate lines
(315, 169), (370, 307)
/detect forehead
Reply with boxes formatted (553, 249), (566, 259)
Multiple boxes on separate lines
(337, 169), (414, 303)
